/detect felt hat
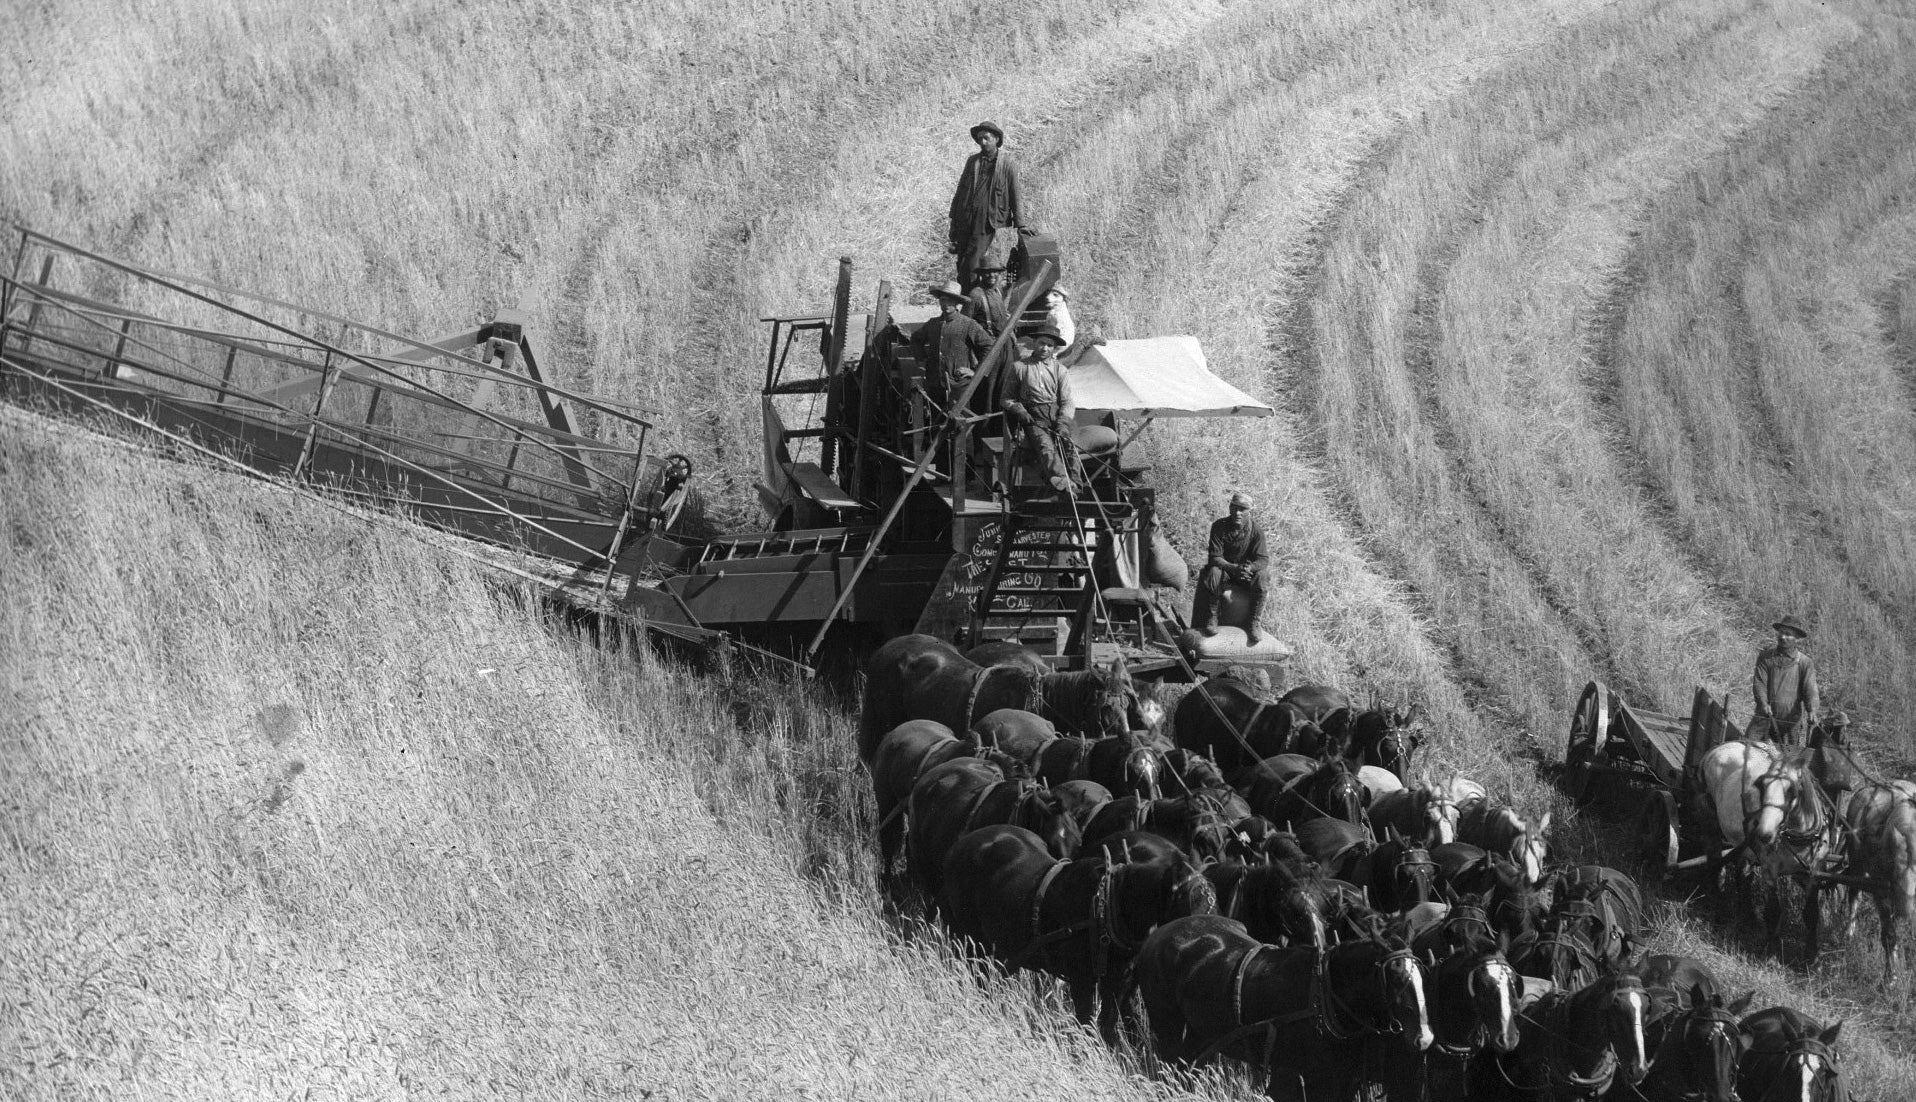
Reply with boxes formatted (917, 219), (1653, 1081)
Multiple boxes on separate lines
(1027, 321), (1066, 347)
(929, 279), (968, 303)
(1230, 492), (1254, 510)
(1772, 614), (1810, 639)
(970, 120), (1005, 144)
(975, 260), (1007, 273)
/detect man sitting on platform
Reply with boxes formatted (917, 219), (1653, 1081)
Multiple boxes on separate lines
(1192, 491), (1268, 646)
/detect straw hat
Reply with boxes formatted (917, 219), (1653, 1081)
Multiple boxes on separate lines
(929, 279), (968, 304)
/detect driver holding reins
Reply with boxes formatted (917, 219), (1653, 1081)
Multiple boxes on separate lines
(1751, 614), (1820, 747)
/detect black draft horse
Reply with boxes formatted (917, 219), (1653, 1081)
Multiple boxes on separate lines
(1132, 913), (1431, 1102)
(941, 824), (1215, 1039)
(859, 634), (1161, 762)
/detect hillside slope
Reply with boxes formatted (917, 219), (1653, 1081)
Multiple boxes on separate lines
(0, 410), (1242, 1100)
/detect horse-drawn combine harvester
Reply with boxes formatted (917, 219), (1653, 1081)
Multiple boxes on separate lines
(6, 226), (1872, 1100)
(0, 228), (1276, 679)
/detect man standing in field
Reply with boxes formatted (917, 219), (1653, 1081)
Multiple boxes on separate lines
(911, 279), (994, 410)
(949, 121), (1028, 289)
(1751, 614), (1820, 746)
(1000, 322), (1074, 495)
(1192, 492), (1268, 646)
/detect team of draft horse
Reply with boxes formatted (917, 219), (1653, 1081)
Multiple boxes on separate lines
(1692, 731), (1916, 994)
(859, 634), (1850, 1102)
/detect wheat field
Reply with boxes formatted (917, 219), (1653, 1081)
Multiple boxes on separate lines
(8, 0), (1916, 1096)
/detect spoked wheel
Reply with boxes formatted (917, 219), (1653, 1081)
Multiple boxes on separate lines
(1634, 790), (1680, 884)
(1564, 681), (1611, 805)
(653, 454), (694, 531)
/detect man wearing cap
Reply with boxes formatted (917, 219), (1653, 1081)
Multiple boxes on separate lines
(1192, 493), (1268, 645)
(1751, 615), (1820, 746)
(965, 264), (1011, 337)
(911, 279), (995, 409)
(949, 121), (1028, 289)
(1000, 322), (1075, 494)
(1042, 286), (1076, 349)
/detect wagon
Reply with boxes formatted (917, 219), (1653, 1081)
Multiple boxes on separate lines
(1562, 680), (1741, 877)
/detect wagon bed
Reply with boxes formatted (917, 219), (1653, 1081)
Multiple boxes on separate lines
(1563, 680), (1741, 875)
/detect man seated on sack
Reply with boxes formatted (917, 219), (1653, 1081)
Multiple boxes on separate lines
(999, 322), (1075, 496)
(1191, 492), (1268, 646)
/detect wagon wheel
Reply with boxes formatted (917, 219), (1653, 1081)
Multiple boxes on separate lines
(1633, 790), (1680, 883)
(1564, 681), (1610, 805)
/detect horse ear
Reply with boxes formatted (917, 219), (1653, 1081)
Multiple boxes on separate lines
(1729, 990), (1756, 1016)
(1819, 1021), (1843, 1045)
(1690, 982), (1708, 1009)
(1537, 811), (1552, 835)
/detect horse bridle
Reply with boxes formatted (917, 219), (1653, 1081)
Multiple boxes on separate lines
(1742, 1036), (1844, 1102)
(1651, 1000), (1745, 1102)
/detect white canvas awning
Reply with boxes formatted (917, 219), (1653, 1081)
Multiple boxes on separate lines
(1067, 336), (1272, 419)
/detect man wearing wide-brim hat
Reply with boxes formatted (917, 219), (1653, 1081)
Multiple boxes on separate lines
(948, 120), (1029, 289)
(910, 278), (994, 410)
(1751, 614), (1820, 747)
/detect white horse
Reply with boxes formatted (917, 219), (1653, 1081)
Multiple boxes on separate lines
(1697, 740), (1837, 953)
(1695, 739), (1782, 871)
(1842, 783), (1916, 988)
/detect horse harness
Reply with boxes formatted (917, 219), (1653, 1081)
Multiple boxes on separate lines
(1498, 976), (1643, 1098)
(1202, 940), (1420, 1063)
(1646, 996), (1745, 1102)
(964, 664), (1042, 734)
(1750, 770), (1843, 878)
(1017, 857), (1174, 978)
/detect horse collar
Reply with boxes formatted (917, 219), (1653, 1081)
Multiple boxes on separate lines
(1230, 942), (1275, 1027)
(1028, 860), (1068, 957)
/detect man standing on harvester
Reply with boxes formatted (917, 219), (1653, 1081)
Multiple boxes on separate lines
(948, 121), (1028, 289)
(911, 279), (994, 409)
(1751, 614), (1820, 746)
(1192, 492), (1267, 646)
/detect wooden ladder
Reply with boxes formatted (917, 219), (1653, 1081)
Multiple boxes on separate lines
(967, 506), (1100, 656)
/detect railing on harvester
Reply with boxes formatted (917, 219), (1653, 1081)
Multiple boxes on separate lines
(0, 228), (676, 581)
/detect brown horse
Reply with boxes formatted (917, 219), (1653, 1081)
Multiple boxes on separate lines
(1370, 778), (1459, 848)
(1349, 703), (1425, 785)
(905, 758), (1080, 896)
(1472, 971), (1652, 1101)
(1030, 734), (1165, 802)
(1623, 954), (1750, 1102)
(1203, 860), (1332, 952)
(1171, 678), (1329, 775)
(940, 824), (1214, 1038)
(1736, 1007), (1846, 1102)
(1457, 801), (1550, 888)
(1240, 753), (1370, 831)
(1131, 914), (1431, 1101)
(860, 634), (1160, 762)
(869, 719), (1019, 882)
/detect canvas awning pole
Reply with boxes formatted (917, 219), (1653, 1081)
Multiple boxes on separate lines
(803, 261), (1054, 660)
